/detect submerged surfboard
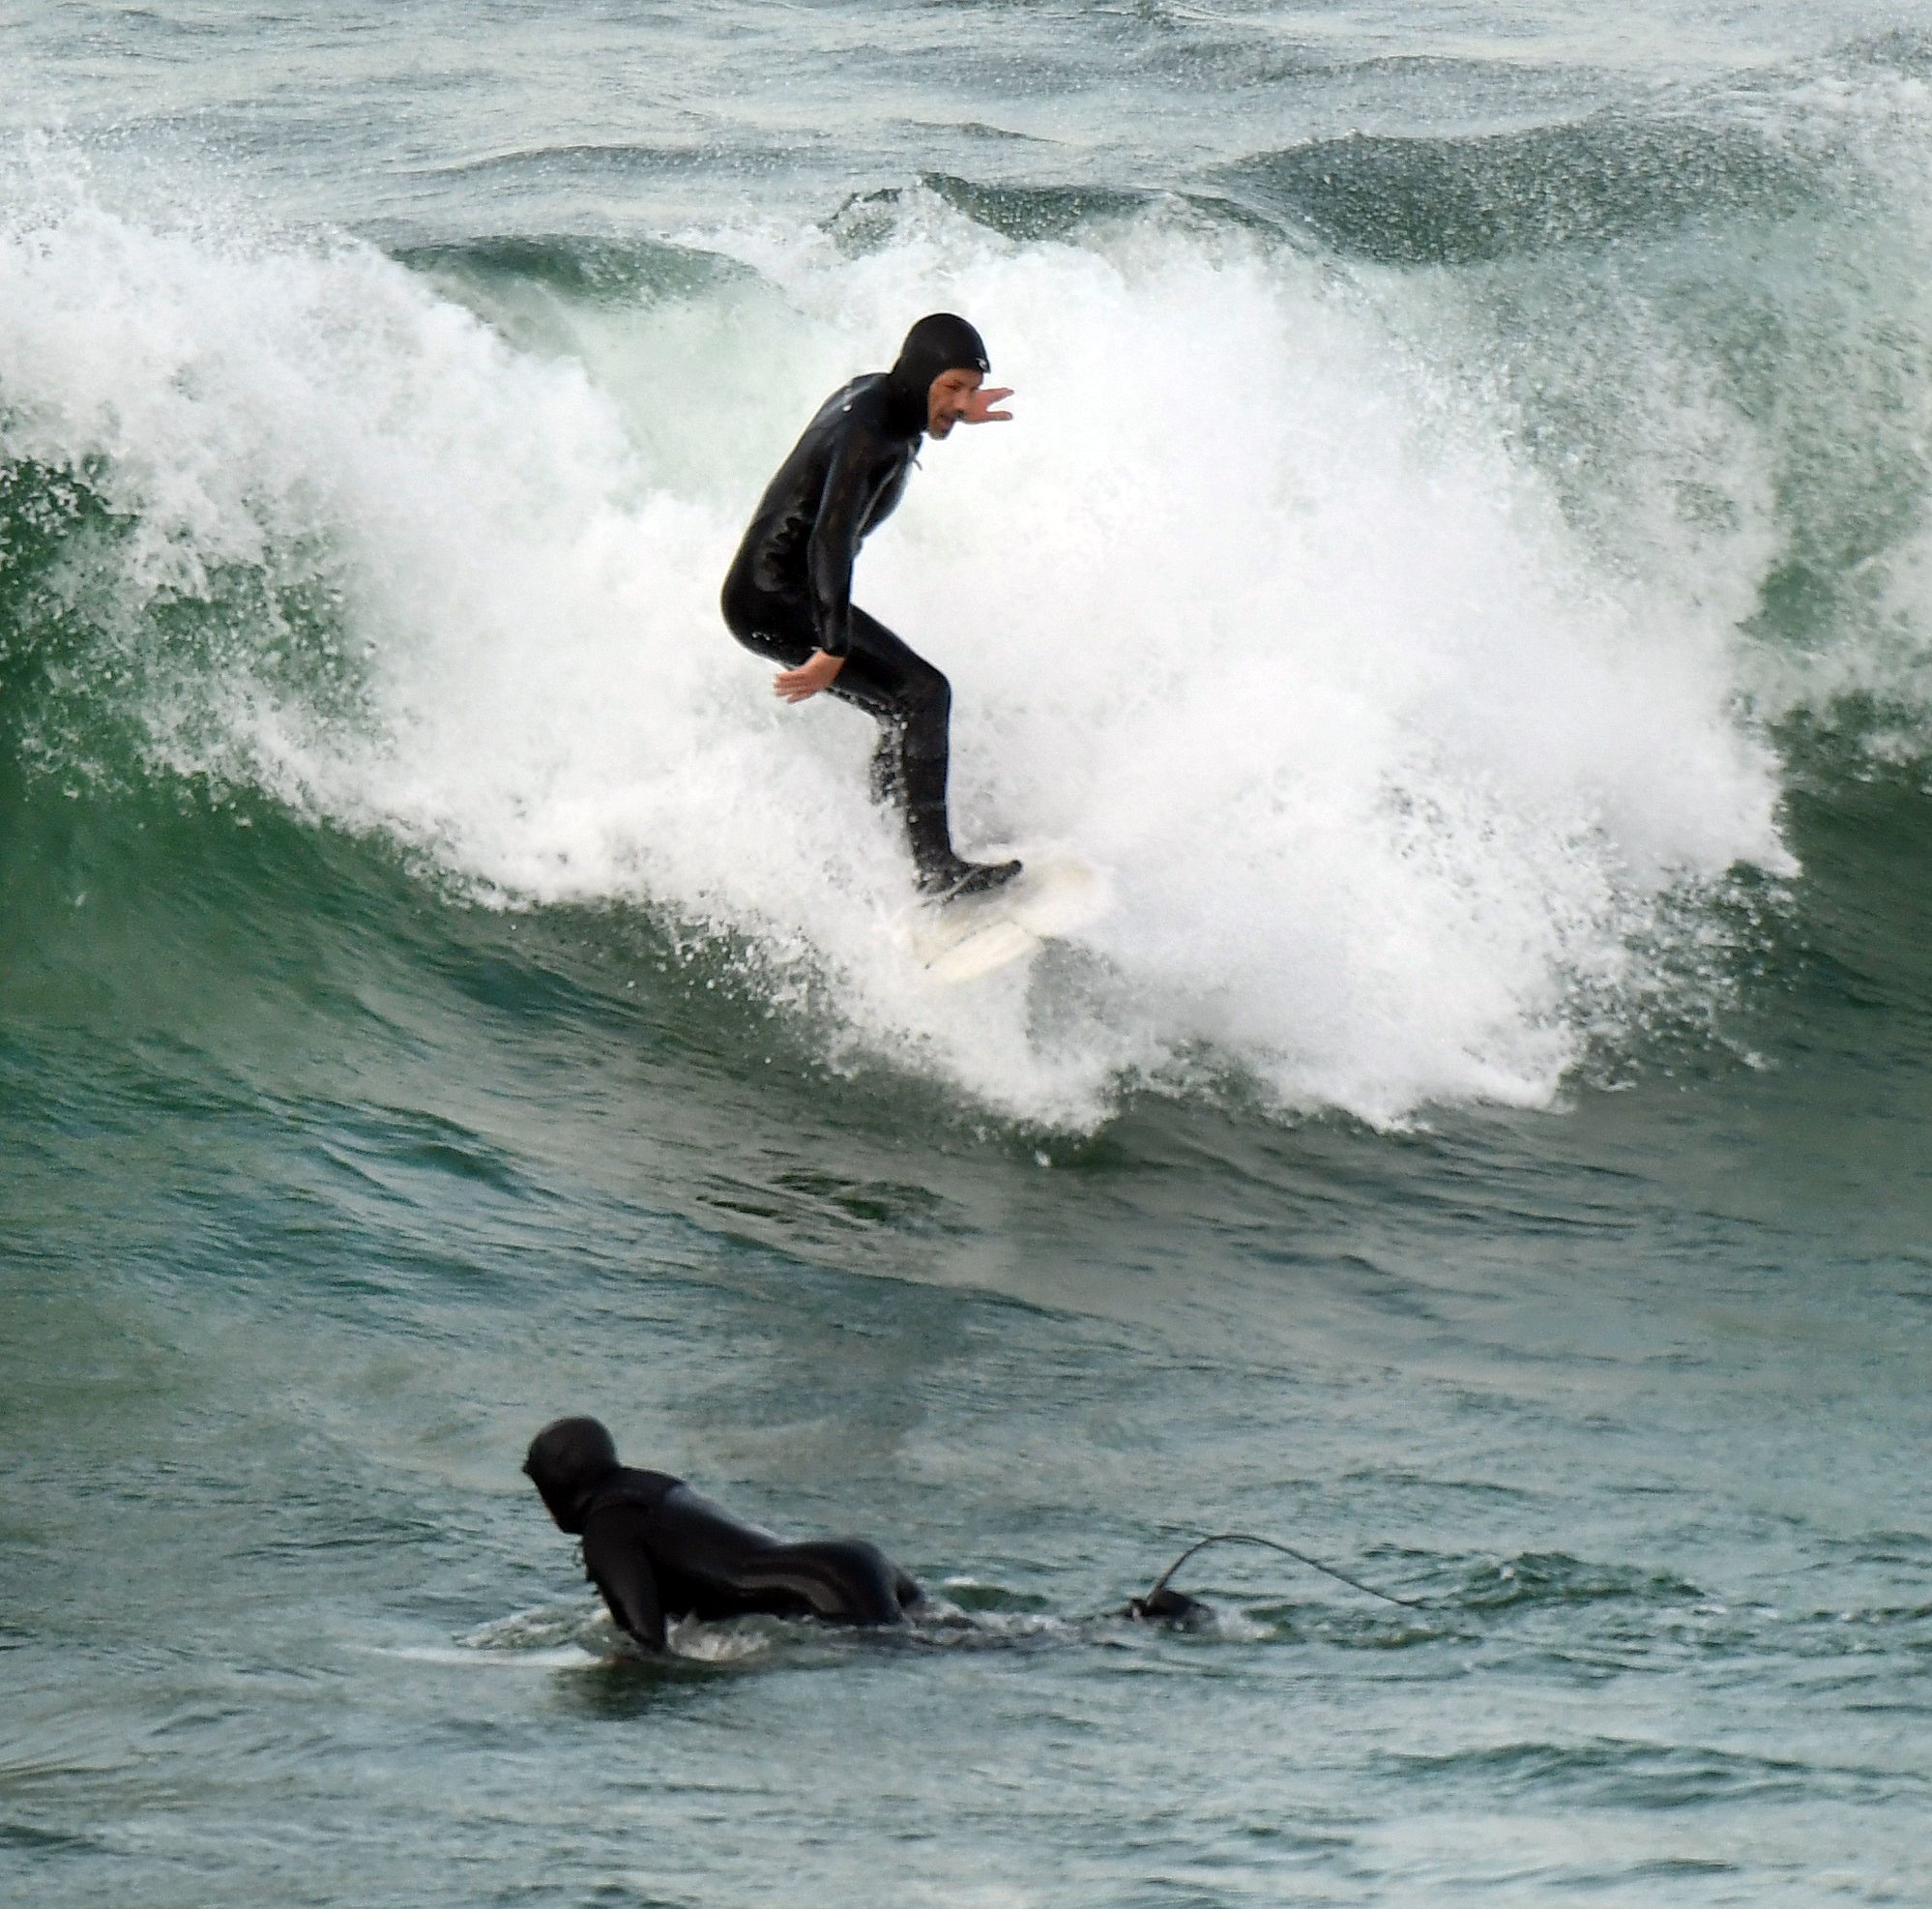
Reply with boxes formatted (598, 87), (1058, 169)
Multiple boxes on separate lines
(901, 851), (1108, 984)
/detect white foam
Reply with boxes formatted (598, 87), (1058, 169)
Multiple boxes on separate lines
(0, 164), (1794, 1127)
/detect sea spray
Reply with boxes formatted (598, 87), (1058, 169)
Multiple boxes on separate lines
(0, 173), (1792, 1126)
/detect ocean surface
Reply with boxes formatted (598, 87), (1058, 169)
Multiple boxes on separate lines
(5, 3), (1931, 1902)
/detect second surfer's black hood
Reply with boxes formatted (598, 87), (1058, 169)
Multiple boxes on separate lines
(883, 312), (990, 437)
(523, 1415), (620, 1534)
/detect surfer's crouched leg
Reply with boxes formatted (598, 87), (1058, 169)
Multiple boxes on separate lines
(846, 626), (1020, 898)
(720, 582), (1020, 897)
(833, 611), (956, 879)
(867, 725), (904, 808)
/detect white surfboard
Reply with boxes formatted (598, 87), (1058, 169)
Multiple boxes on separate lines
(901, 851), (1109, 984)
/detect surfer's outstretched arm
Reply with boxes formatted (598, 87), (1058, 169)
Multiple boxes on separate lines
(774, 428), (879, 704)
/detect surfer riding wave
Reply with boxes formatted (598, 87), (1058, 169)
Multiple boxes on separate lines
(720, 313), (1022, 902)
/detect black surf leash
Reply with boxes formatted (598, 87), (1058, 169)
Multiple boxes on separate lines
(1129, 1531), (1432, 1620)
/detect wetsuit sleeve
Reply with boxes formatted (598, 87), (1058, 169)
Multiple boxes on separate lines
(580, 1505), (667, 1652)
(805, 429), (888, 660)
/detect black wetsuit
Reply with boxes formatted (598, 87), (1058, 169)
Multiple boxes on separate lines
(579, 1468), (918, 1651)
(525, 1417), (919, 1653)
(719, 312), (1018, 896)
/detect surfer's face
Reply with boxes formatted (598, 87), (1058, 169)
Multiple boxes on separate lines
(926, 367), (982, 438)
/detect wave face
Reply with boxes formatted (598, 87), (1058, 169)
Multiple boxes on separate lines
(18, 137), (1886, 1135)
(8, 49), (1932, 1129)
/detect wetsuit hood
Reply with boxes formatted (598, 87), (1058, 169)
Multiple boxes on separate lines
(524, 1415), (620, 1535)
(884, 312), (990, 438)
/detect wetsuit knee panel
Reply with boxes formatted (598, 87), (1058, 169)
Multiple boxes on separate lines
(906, 666), (951, 716)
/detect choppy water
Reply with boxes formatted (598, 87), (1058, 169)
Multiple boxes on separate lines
(5, 4), (1932, 1903)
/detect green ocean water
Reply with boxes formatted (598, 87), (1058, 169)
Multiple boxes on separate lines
(4, 4), (1932, 1904)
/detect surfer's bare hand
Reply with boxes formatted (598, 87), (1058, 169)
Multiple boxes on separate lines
(960, 385), (1013, 425)
(775, 650), (845, 702)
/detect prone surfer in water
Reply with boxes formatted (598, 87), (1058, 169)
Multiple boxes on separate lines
(720, 313), (1023, 902)
(524, 1416), (922, 1651)
(525, 1419), (1422, 1654)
